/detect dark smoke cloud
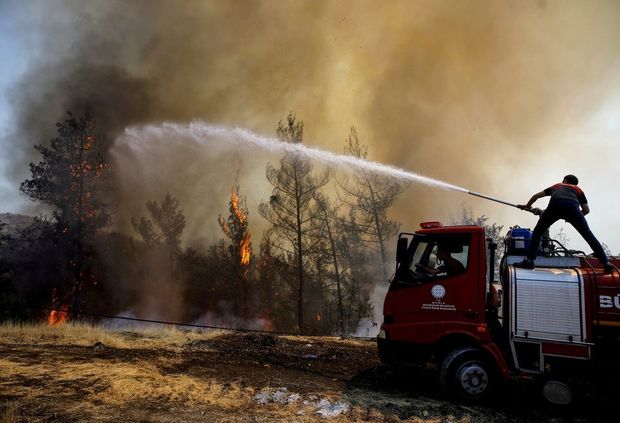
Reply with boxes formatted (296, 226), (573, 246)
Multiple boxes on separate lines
(4, 0), (620, 238)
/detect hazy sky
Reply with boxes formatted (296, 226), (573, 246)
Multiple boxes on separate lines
(1, 0), (620, 254)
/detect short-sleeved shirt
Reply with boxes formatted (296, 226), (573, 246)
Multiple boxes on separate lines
(544, 183), (587, 207)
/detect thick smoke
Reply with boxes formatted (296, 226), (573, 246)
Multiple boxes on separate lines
(5, 0), (620, 230)
(3, 1), (620, 320)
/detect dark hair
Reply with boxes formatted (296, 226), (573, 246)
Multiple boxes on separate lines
(563, 174), (579, 185)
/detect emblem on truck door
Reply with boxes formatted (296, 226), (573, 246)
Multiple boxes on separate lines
(422, 284), (455, 311)
(431, 284), (446, 299)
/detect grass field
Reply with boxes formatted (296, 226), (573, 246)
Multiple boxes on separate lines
(0, 322), (383, 422)
(0, 321), (605, 422)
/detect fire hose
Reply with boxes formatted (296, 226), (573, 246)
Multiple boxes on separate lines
(467, 191), (543, 215)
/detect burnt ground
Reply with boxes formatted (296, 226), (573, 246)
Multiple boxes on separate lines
(0, 330), (614, 422)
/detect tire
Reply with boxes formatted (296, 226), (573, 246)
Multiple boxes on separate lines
(440, 347), (494, 402)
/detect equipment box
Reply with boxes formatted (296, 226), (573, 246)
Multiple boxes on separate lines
(507, 228), (533, 255)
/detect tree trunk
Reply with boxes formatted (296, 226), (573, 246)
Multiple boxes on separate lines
(72, 135), (86, 319)
(295, 168), (305, 333)
(323, 207), (344, 334)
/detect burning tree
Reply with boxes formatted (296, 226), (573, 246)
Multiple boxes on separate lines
(20, 109), (110, 321)
(218, 186), (253, 320)
(340, 126), (405, 282)
(258, 113), (329, 333)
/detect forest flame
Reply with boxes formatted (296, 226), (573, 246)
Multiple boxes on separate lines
(230, 190), (248, 225)
(240, 234), (251, 266)
(230, 189), (252, 267)
(47, 289), (68, 325)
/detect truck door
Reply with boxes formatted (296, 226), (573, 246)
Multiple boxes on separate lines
(389, 233), (480, 343)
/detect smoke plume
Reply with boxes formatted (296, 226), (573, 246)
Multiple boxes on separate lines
(5, 0), (620, 231)
(3, 0), (620, 320)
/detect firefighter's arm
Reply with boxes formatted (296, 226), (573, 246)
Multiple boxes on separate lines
(581, 203), (590, 216)
(415, 263), (441, 275)
(518, 191), (547, 209)
(526, 191), (547, 207)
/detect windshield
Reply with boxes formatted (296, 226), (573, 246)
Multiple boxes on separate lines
(397, 234), (470, 282)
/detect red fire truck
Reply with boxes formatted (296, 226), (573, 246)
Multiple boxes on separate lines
(377, 221), (620, 405)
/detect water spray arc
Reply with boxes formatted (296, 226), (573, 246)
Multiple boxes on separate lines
(121, 121), (532, 213)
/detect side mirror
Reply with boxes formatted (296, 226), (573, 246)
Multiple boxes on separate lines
(396, 237), (409, 264)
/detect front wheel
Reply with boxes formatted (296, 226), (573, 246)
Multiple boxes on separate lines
(440, 347), (495, 402)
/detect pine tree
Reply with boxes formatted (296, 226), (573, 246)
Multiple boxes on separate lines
(340, 126), (405, 282)
(312, 193), (346, 334)
(258, 113), (329, 333)
(218, 185), (252, 320)
(132, 193), (186, 277)
(20, 108), (109, 313)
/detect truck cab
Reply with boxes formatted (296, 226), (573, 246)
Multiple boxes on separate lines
(378, 221), (620, 404)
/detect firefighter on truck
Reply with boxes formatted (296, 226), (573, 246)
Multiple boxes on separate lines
(378, 192), (620, 406)
(516, 174), (613, 273)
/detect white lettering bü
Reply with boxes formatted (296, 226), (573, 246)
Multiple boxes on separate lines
(600, 295), (613, 308)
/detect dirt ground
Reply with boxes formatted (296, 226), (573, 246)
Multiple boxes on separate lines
(0, 324), (611, 422)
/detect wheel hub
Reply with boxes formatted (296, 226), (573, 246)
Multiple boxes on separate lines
(457, 362), (489, 397)
(542, 380), (573, 406)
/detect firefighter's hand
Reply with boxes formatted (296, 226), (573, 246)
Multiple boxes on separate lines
(530, 207), (543, 216)
(415, 263), (432, 274)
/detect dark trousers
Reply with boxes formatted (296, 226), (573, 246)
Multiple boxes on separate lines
(527, 204), (609, 264)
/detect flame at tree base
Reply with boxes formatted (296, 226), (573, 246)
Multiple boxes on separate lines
(47, 288), (69, 326)
(47, 307), (69, 325)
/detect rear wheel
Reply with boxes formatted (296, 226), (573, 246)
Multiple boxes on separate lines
(440, 347), (494, 401)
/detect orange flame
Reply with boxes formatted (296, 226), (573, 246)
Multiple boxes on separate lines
(230, 189), (251, 267)
(47, 289), (68, 326)
(230, 190), (248, 226)
(240, 233), (251, 266)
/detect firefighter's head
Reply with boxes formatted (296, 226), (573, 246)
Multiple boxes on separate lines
(436, 245), (452, 261)
(563, 174), (579, 185)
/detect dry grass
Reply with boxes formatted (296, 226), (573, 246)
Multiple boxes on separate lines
(0, 322), (266, 420)
(0, 321), (222, 350)
(0, 345), (321, 422)
(0, 329), (259, 421)
(0, 403), (18, 423)
(0, 323), (374, 421)
(0, 323), (514, 422)
(96, 362), (253, 407)
(280, 334), (374, 347)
